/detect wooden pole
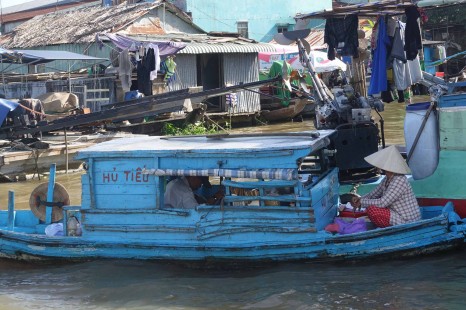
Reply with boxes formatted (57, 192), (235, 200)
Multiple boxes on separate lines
(64, 128), (69, 174)
(45, 164), (56, 224)
(8, 190), (15, 230)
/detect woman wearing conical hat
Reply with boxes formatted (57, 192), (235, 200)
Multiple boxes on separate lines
(351, 145), (421, 228)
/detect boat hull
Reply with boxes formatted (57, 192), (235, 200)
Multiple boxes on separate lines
(0, 213), (463, 262)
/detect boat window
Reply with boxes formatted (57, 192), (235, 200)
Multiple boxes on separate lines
(222, 177), (305, 208)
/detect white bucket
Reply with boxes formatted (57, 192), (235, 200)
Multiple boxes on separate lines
(404, 102), (439, 180)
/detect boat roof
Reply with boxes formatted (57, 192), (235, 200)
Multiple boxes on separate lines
(76, 130), (335, 159)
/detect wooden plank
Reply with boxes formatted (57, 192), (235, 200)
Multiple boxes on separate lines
(85, 89), (109, 92)
(12, 77), (281, 136)
(85, 98), (110, 102)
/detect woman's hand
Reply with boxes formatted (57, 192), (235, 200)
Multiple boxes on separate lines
(351, 196), (361, 210)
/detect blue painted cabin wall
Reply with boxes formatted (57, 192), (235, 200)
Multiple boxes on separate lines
(77, 143), (339, 241)
(182, 0), (331, 42)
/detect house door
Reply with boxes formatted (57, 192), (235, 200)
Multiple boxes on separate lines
(197, 54), (223, 109)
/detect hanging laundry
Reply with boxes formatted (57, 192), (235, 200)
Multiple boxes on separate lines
(118, 48), (132, 92)
(368, 16), (390, 96)
(392, 21), (422, 91)
(137, 47), (156, 96)
(324, 14), (359, 60)
(162, 57), (177, 84)
(139, 45), (145, 57)
(404, 7), (422, 61)
(226, 91), (238, 111)
(147, 43), (161, 81)
(370, 20), (379, 51)
(390, 23), (407, 63)
(437, 45), (446, 61)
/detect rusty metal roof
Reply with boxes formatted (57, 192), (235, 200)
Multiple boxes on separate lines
(0, 1), (198, 48)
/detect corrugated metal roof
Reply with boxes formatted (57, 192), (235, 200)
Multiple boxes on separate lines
(179, 42), (277, 54)
(125, 33), (277, 54)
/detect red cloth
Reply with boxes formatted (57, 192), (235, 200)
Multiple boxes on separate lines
(325, 223), (340, 233)
(339, 210), (367, 218)
(367, 205), (390, 228)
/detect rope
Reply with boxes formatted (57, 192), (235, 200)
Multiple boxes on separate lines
(16, 102), (60, 118)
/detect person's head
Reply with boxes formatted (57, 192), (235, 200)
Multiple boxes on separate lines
(186, 176), (203, 190)
(364, 145), (410, 175)
(381, 170), (395, 178)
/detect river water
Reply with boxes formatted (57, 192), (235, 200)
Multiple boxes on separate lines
(2, 99), (466, 310)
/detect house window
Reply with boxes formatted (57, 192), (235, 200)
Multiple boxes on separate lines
(237, 21), (249, 38)
(277, 24), (289, 33)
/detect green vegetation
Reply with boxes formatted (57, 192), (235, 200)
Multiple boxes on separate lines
(162, 122), (219, 136)
(425, 4), (466, 25)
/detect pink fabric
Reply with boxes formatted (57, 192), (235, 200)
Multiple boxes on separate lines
(367, 205), (391, 228)
(325, 218), (367, 235)
(325, 223), (340, 233)
(335, 218), (367, 234)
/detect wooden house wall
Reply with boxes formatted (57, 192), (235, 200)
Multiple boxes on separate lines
(223, 53), (260, 113)
(3, 21), (22, 34)
(0, 82), (47, 99)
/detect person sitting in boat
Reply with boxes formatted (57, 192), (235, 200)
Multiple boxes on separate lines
(350, 145), (421, 228)
(164, 176), (224, 209)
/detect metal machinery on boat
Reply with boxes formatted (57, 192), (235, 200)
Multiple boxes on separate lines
(0, 130), (465, 262)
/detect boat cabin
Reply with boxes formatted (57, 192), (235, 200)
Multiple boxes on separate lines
(71, 131), (339, 243)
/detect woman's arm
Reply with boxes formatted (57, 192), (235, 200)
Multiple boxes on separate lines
(363, 180), (385, 199)
(361, 176), (407, 208)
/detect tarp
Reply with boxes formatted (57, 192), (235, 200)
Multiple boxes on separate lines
(0, 47), (27, 64)
(0, 49), (107, 64)
(0, 98), (19, 125)
(98, 33), (187, 56)
(1, 50), (107, 64)
(142, 168), (298, 181)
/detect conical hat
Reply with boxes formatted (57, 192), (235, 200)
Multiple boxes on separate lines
(29, 182), (69, 222)
(364, 145), (411, 174)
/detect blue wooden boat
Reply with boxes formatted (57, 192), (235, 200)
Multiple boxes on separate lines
(0, 130), (465, 262)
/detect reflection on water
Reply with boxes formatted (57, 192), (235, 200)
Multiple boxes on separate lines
(0, 251), (465, 309)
